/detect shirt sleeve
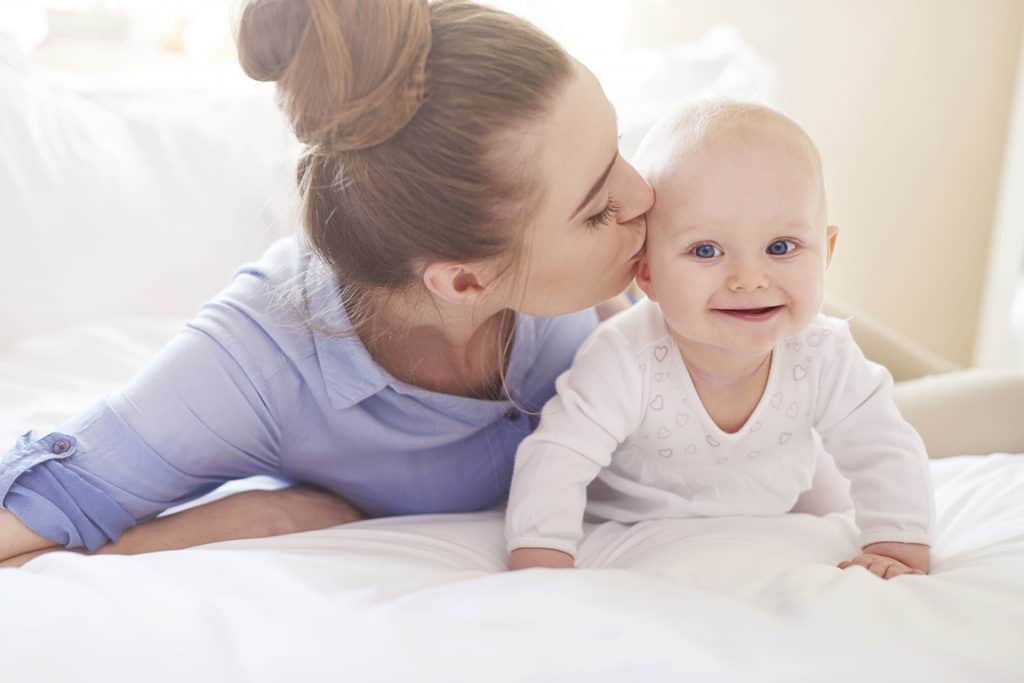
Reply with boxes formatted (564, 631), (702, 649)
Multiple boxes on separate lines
(505, 325), (644, 556)
(813, 320), (935, 547)
(0, 311), (285, 552)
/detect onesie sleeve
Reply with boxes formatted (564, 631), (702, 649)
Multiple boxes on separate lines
(505, 325), (645, 556)
(813, 320), (934, 547)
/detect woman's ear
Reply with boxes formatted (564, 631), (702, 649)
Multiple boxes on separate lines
(826, 225), (839, 267)
(422, 261), (490, 305)
(634, 256), (657, 302)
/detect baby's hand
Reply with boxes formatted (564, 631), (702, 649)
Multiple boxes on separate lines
(508, 547), (575, 571)
(838, 541), (930, 579)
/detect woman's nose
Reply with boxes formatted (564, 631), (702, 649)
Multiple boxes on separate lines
(616, 162), (655, 225)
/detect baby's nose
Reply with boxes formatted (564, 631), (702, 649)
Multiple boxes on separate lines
(727, 270), (769, 292)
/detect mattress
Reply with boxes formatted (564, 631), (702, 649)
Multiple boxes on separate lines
(1, 321), (1022, 682)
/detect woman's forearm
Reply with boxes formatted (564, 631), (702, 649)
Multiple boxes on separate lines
(103, 485), (363, 555)
(0, 510), (54, 564)
(1, 485), (363, 568)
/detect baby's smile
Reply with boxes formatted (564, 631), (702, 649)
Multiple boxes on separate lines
(711, 304), (786, 322)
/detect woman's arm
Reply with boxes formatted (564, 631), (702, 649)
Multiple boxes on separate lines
(0, 313), (299, 554)
(0, 510), (53, 564)
(0, 485), (362, 568)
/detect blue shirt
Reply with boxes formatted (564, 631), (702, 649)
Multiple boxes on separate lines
(0, 238), (598, 551)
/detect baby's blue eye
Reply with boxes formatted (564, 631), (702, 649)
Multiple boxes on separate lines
(767, 240), (796, 256)
(693, 244), (721, 259)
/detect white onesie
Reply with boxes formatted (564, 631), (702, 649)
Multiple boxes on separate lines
(505, 298), (934, 556)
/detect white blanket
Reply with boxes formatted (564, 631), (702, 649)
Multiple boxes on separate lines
(1, 323), (1023, 682)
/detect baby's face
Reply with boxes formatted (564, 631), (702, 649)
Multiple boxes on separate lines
(638, 123), (837, 360)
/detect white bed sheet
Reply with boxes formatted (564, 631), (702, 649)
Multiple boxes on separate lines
(1, 322), (1023, 682)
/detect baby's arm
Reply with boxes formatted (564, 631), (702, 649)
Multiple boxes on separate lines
(814, 321), (934, 578)
(505, 325), (644, 570)
(506, 437), (608, 569)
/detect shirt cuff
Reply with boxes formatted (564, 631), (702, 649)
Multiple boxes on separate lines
(3, 461), (136, 552)
(506, 535), (579, 557)
(858, 526), (931, 548)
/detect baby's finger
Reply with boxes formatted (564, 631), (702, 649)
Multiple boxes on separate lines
(837, 560), (853, 569)
(844, 555), (876, 573)
(850, 554), (875, 568)
(883, 562), (912, 579)
(866, 560), (890, 577)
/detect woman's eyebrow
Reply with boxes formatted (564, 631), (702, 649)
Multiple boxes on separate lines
(570, 151), (618, 219)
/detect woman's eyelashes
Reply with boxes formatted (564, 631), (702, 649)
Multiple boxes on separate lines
(585, 198), (620, 229)
(584, 139), (623, 230)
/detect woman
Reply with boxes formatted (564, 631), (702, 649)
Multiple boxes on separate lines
(0, 0), (651, 564)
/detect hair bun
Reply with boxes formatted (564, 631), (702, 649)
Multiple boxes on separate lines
(312, 0), (432, 153)
(236, 0), (432, 153)
(236, 0), (312, 82)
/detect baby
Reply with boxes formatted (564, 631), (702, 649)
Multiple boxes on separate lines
(504, 99), (934, 579)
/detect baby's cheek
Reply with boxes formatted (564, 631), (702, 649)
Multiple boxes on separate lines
(658, 278), (705, 328)
(652, 261), (686, 299)
(790, 270), (827, 318)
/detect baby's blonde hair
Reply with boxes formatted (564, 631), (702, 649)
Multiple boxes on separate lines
(634, 99), (826, 214)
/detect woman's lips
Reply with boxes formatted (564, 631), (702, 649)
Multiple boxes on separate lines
(629, 241), (646, 262)
(713, 305), (785, 321)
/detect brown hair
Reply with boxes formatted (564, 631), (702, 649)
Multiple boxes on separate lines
(236, 0), (573, 336)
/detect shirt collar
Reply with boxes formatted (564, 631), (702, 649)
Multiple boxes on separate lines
(305, 259), (389, 410)
(304, 256), (539, 412)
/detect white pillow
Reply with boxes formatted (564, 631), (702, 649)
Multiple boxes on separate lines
(0, 2), (47, 70)
(603, 26), (779, 159)
(0, 66), (301, 346)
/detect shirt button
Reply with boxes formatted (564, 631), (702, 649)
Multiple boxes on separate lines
(505, 410), (520, 421)
(51, 439), (72, 455)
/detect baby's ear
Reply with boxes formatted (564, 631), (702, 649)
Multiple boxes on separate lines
(634, 256), (657, 302)
(826, 225), (839, 267)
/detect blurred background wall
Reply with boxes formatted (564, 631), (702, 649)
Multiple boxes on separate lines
(624, 0), (1024, 367)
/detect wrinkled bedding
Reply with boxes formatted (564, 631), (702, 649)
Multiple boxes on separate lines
(1, 322), (1022, 682)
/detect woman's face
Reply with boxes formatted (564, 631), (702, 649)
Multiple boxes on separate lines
(506, 61), (653, 317)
